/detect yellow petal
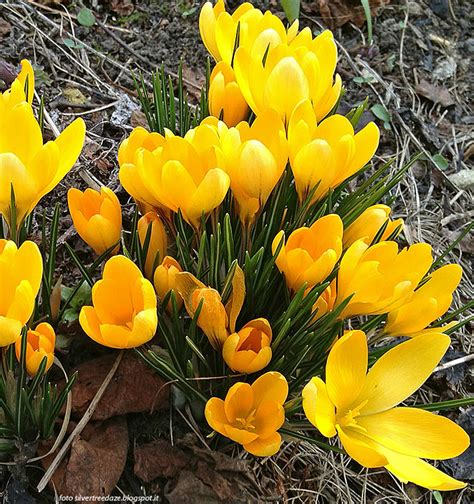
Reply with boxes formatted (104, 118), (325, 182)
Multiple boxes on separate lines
(356, 332), (450, 415)
(244, 432), (282, 457)
(326, 330), (367, 411)
(358, 407), (470, 460)
(225, 264), (246, 333)
(302, 376), (336, 438)
(251, 371), (288, 406)
(205, 397), (228, 435)
(337, 427), (388, 468)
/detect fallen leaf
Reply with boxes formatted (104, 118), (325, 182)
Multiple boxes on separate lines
(40, 417), (128, 500)
(0, 60), (16, 87)
(70, 352), (169, 420)
(108, 0), (135, 16)
(415, 79), (455, 107)
(130, 109), (149, 129)
(165, 470), (221, 504)
(134, 439), (190, 482)
(303, 0), (391, 29)
(63, 87), (89, 105)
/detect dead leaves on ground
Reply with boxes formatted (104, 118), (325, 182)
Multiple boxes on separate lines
(302, 0), (391, 29)
(70, 352), (169, 420)
(134, 435), (255, 503)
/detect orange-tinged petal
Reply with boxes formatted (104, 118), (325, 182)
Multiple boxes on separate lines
(244, 432), (282, 457)
(251, 371), (288, 406)
(205, 397), (228, 435)
(224, 382), (253, 422)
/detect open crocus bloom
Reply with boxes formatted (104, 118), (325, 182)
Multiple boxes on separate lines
(336, 240), (433, 318)
(223, 318), (272, 373)
(68, 186), (122, 256)
(205, 371), (288, 456)
(0, 61), (85, 230)
(234, 32), (341, 124)
(288, 100), (379, 203)
(79, 255), (158, 349)
(384, 263), (462, 337)
(199, 0), (299, 64)
(0, 239), (43, 346)
(272, 214), (343, 292)
(302, 330), (469, 490)
(15, 322), (55, 376)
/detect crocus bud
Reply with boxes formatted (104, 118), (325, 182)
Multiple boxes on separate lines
(175, 272), (228, 348)
(68, 186), (122, 256)
(137, 211), (168, 279)
(310, 280), (337, 321)
(15, 322), (55, 376)
(343, 205), (403, 248)
(272, 214), (343, 292)
(223, 318), (272, 373)
(79, 255), (158, 349)
(0, 239), (43, 346)
(153, 256), (183, 312)
(209, 62), (249, 127)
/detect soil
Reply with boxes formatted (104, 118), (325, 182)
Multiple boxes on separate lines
(0, 0), (472, 502)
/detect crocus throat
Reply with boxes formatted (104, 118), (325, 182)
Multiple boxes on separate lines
(234, 408), (257, 431)
(336, 400), (368, 431)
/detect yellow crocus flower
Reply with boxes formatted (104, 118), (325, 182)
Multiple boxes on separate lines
(67, 186), (122, 256)
(234, 32), (341, 124)
(199, 1), (299, 64)
(15, 322), (55, 376)
(272, 214), (343, 293)
(175, 272), (229, 349)
(79, 255), (158, 349)
(153, 255), (183, 312)
(208, 61), (249, 126)
(0, 239), (43, 346)
(205, 371), (288, 456)
(343, 205), (403, 248)
(118, 126), (230, 228)
(0, 59), (34, 110)
(208, 110), (288, 224)
(0, 61), (85, 230)
(223, 318), (272, 373)
(302, 330), (469, 491)
(288, 100), (379, 203)
(137, 211), (168, 279)
(336, 240), (433, 318)
(384, 264), (462, 337)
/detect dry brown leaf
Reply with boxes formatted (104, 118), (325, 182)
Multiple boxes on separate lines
(415, 79), (455, 107)
(130, 109), (149, 129)
(303, 0), (391, 29)
(134, 439), (190, 482)
(70, 352), (169, 420)
(108, 0), (135, 16)
(40, 417), (129, 500)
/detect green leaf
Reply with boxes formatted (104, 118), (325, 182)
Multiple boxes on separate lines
(77, 7), (96, 27)
(432, 153), (449, 170)
(433, 491), (443, 504)
(360, 0), (373, 44)
(281, 0), (300, 23)
(371, 104), (390, 123)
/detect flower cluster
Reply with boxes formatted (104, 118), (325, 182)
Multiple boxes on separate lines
(1, 1), (470, 495)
